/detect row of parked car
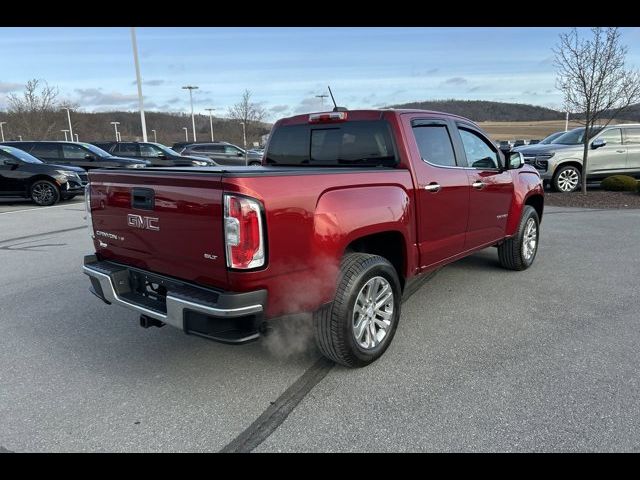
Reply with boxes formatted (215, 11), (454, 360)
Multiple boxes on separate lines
(0, 140), (264, 206)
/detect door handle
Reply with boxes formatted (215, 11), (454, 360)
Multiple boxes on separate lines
(424, 183), (441, 193)
(472, 181), (486, 190)
(616, 150), (626, 153)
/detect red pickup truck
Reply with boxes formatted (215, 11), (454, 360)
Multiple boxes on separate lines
(83, 109), (544, 367)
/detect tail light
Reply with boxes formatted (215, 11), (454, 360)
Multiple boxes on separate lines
(224, 194), (265, 269)
(85, 183), (95, 239)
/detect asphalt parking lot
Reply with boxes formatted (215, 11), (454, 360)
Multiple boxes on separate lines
(1, 199), (639, 452)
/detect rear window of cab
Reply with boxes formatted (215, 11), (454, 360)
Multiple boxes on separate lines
(265, 120), (397, 167)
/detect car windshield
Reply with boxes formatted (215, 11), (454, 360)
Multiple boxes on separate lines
(540, 131), (564, 144)
(80, 143), (112, 157)
(151, 143), (177, 156)
(1, 146), (43, 164)
(551, 127), (602, 145)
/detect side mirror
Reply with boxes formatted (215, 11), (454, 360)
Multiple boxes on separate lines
(591, 138), (606, 149)
(84, 154), (95, 161)
(508, 152), (524, 169)
(237, 152), (243, 157)
(156, 154), (167, 159)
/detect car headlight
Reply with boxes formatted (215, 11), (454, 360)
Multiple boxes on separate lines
(128, 163), (146, 169)
(193, 160), (209, 166)
(56, 170), (81, 181)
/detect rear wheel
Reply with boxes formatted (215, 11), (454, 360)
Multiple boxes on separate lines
(249, 161), (261, 166)
(30, 180), (60, 206)
(498, 205), (540, 271)
(313, 253), (402, 368)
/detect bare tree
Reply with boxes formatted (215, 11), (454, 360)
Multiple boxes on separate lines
(228, 89), (267, 149)
(7, 79), (62, 140)
(554, 27), (640, 194)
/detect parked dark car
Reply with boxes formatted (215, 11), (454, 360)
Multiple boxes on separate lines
(92, 141), (215, 167)
(171, 141), (192, 152)
(0, 145), (85, 206)
(179, 142), (263, 166)
(0, 141), (148, 171)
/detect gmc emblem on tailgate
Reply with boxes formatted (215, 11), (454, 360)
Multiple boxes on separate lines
(127, 214), (160, 231)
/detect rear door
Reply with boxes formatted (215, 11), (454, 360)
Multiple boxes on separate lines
(454, 122), (514, 249)
(403, 115), (470, 269)
(622, 127), (640, 175)
(29, 142), (62, 165)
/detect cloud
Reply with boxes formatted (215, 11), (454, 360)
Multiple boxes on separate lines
(270, 104), (289, 113)
(130, 79), (165, 87)
(411, 68), (438, 77)
(167, 97), (181, 104)
(443, 77), (468, 86)
(0, 81), (22, 93)
(361, 93), (377, 104)
(293, 96), (325, 114)
(75, 88), (138, 106)
(468, 85), (484, 93)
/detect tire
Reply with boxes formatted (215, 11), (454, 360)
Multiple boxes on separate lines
(313, 253), (402, 368)
(498, 205), (540, 271)
(249, 161), (261, 166)
(552, 165), (581, 193)
(30, 180), (60, 206)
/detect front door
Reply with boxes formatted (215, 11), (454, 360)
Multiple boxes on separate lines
(588, 128), (627, 177)
(453, 123), (514, 250)
(403, 116), (470, 269)
(0, 151), (23, 195)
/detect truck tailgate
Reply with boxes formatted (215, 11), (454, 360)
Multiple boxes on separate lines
(88, 170), (228, 289)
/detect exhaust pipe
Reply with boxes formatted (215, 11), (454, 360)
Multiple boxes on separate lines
(140, 314), (165, 328)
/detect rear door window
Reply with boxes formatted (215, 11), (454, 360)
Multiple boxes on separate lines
(30, 143), (61, 159)
(411, 123), (457, 167)
(116, 143), (139, 156)
(265, 120), (397, 167)
(623, 128), (640, 144)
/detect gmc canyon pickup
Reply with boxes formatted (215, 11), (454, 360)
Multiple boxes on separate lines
(83, 109), (544, 367)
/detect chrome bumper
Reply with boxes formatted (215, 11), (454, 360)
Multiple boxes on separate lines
(83, 257), (266, 343)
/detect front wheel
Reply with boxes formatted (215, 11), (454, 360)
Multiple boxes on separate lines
(497, 205), (540, 271)
(31, 180), (60, 206)
(313, 253), (402, 368)
(552, 165), (581, 193)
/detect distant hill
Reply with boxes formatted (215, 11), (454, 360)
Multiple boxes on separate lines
(387, 99), (565, 122)
(388, 99), (640, 123)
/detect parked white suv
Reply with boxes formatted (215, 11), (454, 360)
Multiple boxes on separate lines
(516, 124), (640, 192)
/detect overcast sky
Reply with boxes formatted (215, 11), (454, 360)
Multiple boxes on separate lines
(1, 27), (639, 119)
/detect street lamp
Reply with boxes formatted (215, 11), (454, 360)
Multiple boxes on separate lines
(316, 93), (328, 109)
(240, 121), (247, 166)
(205, 108), (215, 141)
(110, 121), (120, 141)
(182, 85), (198, 142)
(151, 129), (157, 142)
(130, 27), (148, 142)
(74, 133), (79, 142)
(0, 122), (6, 142)
(183, 127), (188, 142)
(18, 135), (22, 141)
(63, 107), (74, 142)
(61, 129), (69, 141)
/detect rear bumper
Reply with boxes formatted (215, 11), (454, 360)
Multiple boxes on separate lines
(83, 255), (266, 344)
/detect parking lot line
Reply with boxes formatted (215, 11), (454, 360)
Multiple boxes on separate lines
(0, 203), (83, 215)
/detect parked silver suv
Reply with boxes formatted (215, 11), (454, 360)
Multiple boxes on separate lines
(516, 124), (640, 192)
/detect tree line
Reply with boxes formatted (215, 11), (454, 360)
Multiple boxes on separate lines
(0, 80), (271, 147)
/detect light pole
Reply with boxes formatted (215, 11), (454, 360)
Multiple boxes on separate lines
(61, 129), (69, 141)
(110, 121), (120, 141)
(151, 129), (157, 142)
(130, 27), (148, 142)
(205, 108), (215, 141)
(182, 85), (198, 142)
(316, 93), (328, 109)
(183, 127), (188, 142)
(74, 133), (79, 142)
(0, 122), (6, 142)
(18, 135), (22, 141)
(240, 121), (247, 166)
(63, 107), (74, 142)
(565, 111), (569, 131)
